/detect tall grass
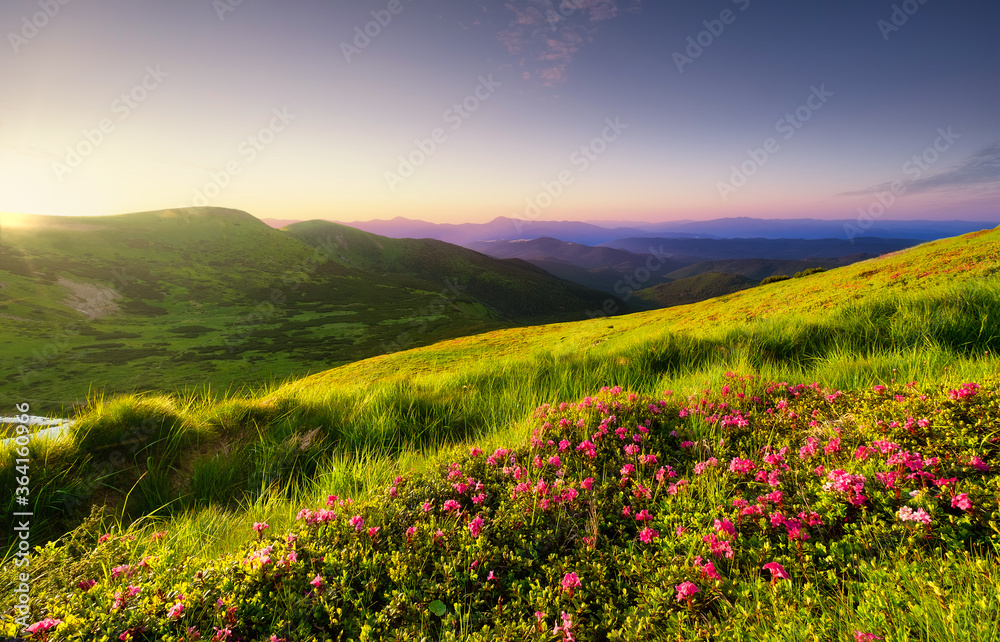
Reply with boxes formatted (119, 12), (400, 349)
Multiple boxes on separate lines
(2, 270), (998, 556)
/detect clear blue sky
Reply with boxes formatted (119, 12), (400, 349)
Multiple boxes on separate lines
(1, 0), (997, 223)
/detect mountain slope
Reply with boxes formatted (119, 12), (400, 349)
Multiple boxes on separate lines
(602, 236), (920, 259)
(664, 257), (862, 281)
(288, 228), (1000, 392)
(6, 228), (996, 552)
(0, 209), (616, 407)
(282, 221), (620, 319)
(634, 272), (758, 307)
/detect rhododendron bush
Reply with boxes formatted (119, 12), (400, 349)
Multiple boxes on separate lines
(3, 375), (998, 640)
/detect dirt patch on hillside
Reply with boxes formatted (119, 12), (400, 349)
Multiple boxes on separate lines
(58, 277), (122, 319)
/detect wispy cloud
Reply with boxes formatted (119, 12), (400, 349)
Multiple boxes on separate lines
(905, 141), (1000, 193)
(498, 0), (642, 86)
(842, 142), (1000, 197)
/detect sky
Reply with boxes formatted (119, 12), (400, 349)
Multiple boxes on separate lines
(1, 0), (998, 225)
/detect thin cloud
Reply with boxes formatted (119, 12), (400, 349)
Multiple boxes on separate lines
(498, 0), (642, 86)
(841, 142), (1000, 197)
(906, 141), (1000, 193)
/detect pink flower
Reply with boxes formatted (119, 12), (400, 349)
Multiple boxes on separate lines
(703, 533), (734, 559)
(951, 493), (972, 511)
(969, 456), (990, 472)
(581, 477), (594, 491)
(252, 522), (269, 535)
(111, 564), (131, 579)
(729, 458), (755, 474)
(78, 579), (97, 591)
(98, 534), (113, 544)
(675, 581), (699, 603)
(310, 574), (325, 590)
(548, 455), (562, 468)
(422, 501), (433, 512)
(692, 556), (721, 581)
(349, 515), (364, 531)
(443, 499), (461, 513)
(763, 562), (789, 580)
(853, 633), (883, 642)
(367, 526), (380, 538)
(897, 506), (932, 525)
(639, 527), (659, 543)
(561, 572), (582, 592)
(552, 611), (574, 640)
(25, 619), (62, 635)
(470, 447), (482, 457)
(326, 495), (339, 507)
(635, 509), (654, 522)
(469, 515), (484, 538)
(620, 464), (635, 477)
(168, 601), (185, 618)
(714, 518), (737, 539)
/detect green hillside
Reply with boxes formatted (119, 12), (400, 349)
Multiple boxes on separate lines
(1, 228), (998, 640)
(284, 220), (620, 319)
(0, 209), (612, 408)
(664, 257), (857, 282)
(634, 271), (758, 307)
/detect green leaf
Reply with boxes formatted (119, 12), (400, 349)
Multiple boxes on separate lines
(428, 600), (447, 617)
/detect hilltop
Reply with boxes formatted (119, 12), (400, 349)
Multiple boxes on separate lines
(0, 208), (615, 407)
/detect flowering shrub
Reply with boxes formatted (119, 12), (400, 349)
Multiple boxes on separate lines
(2, 376), (997, 640)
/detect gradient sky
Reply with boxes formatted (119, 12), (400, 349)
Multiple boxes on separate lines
(1, 0), (998, 224)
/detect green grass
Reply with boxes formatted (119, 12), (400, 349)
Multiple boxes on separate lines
(2, 228), (997, 549)
(0, 227), (997, 639)
(0, 208), (614, 407)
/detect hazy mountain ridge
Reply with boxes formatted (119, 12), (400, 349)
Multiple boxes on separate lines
(294, 215), (994, 245)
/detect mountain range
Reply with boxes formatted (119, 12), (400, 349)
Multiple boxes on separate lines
(262, 215), (994, 245)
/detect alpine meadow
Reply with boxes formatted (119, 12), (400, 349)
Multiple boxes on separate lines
(1, 1), (999, 641)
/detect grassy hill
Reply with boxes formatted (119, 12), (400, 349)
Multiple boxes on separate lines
(663, 257), (865, 282)
(283, 221), (621, 319)
(0, 209), (614, 408)
(634, 272), (758, 307)
(1, 227), (998, 640)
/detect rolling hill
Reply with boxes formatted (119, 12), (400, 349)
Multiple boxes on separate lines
(663, 257), (859, 281)
(0, 208), (615, 407)
(2, 228), (997, 640)
(633, 271), (758, 307)
(601, 236), (920, 259)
